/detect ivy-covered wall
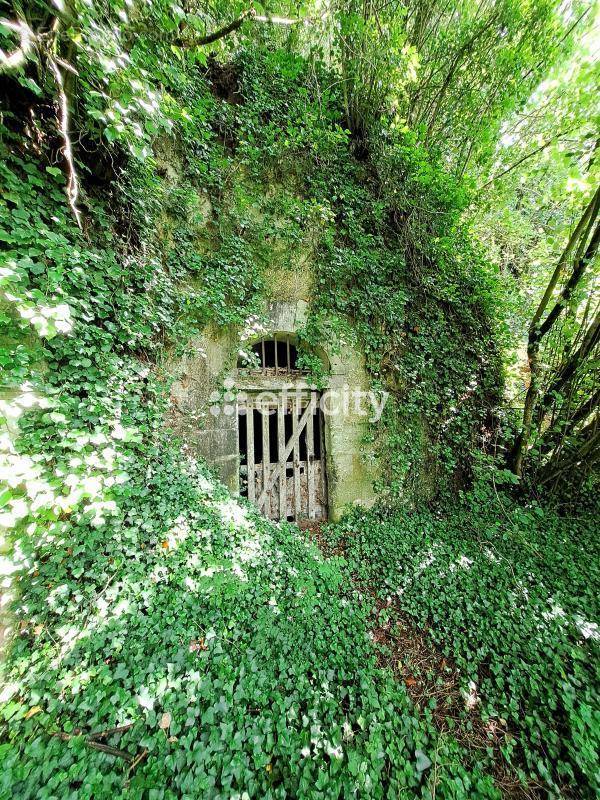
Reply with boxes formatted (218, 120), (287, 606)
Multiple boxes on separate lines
(155, 120), (381, 520)
(1, 7), (598, 797)
(1, 44), (505, 562)
(136, 47), (504, 513)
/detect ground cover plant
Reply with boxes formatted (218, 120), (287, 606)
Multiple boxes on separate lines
(0, 455), (507, 799)
(332, 488), (600, 796)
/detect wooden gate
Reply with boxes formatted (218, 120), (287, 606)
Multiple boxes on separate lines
(238, 391), (327, 521)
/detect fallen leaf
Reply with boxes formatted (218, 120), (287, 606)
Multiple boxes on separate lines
(24, 706), (42, 719)
(415, 749), (432, 772)
(404, 676), (417, 687)
(159, 712), (171, 730)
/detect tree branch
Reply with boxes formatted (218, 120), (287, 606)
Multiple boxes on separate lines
(53, 731), (134, 763)
(531, 187), (599, 332)
(478, 128), (577, 193)
(508, 189), (600, 476)
(48, 54), (83, 230)
(540, 308), (600, 409)
(537, 219), (600, 340)
(174, 8), (320, 47)
(176, 8), (256, 47)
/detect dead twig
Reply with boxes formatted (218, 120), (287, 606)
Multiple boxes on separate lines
(89, 722), (135, 740)
(126, 747), (149, 778)
(53, 731), (134, 763)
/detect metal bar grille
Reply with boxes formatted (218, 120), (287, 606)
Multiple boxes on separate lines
(238, 336), (301, 375)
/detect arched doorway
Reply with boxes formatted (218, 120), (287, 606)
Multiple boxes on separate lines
(237, 334), (328, 522)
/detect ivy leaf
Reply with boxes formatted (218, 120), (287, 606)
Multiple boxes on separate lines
(136, 687), (154, 711)
(18, 77), (43, 97)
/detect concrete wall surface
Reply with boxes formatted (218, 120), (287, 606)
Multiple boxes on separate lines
(169, 297), (378, 521)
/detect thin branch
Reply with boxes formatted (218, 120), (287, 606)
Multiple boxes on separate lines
(89, 723), (135, 740)
(508, 189), (600, 476)
(540, 309), (600, 407)
(537, 220), (600, 339)
(53, 731), (134, 763)
(521, 7), (592, 84)
(182, 8), (256, 46)
(48, 55), (83, 229)
(478, 128), (576, 193)
(174, 7), (323, 47)
(531, 187), (600, 332)
(540, 420), (600, 486)
(126, 748), (149, 778)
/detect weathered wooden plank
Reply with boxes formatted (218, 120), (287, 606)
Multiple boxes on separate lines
(257, 400), (313, 507)
(317, 422), (327, 520)
(246, 400), (255, 503)
(293, 396), (301, 519)
(313, 462), (323, 519)
(306, 392), (315, 519)
(277, 396), (286, 519)
(261, 403), (269, 513)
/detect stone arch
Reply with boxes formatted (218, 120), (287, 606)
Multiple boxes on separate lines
(236, 331), (331, 376)
(233, 328), (331, 523)
(169, 300), (378, 521)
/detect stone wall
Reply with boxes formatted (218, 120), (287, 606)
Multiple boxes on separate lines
(168, 294), (378, 521)
(158, 141), (379, 520)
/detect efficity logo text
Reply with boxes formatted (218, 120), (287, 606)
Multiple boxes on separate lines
(209, 380), (389, 422)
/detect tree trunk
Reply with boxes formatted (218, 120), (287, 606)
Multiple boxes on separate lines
(508, 189), (600, 476)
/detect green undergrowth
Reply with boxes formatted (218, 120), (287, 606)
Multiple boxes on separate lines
(332, 490), (600, 797)
(1, 456), (504, 800)
(1, 31), (592, 800)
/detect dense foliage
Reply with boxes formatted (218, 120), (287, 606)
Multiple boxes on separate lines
(334, 490), (600, 795)
(0, 458), (508, 799)
(0, 1), (598, 798)
(474, 35), (599, 499)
